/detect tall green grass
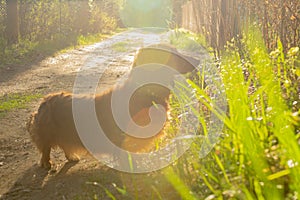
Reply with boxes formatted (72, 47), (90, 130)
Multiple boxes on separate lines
(163, 28), (300, 199)
(170, 28), (207, 52)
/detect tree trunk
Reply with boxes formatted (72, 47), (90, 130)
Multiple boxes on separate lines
(172, 0), (183, 27)
(218, 0), (226, 49)
(280, 0), (286, 50)
(6, 0), (19, 45)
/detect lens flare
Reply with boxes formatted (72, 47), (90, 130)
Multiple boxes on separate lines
(120, 0), (172, 28)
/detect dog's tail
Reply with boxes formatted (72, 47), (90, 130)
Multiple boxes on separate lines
(26, 94), (55, 133)
(26, 100), (45, 131)
(26, 112), (36, 133)
(26, 111), (41, 151)
(26, 97), (53, 152)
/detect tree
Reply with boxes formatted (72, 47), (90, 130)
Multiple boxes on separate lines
(6, 0), (19, 44)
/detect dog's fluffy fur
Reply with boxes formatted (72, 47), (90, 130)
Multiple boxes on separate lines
(27, 44), (197, 169)
(27, 81), (170, 169)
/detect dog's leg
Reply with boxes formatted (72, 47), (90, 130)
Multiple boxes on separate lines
(40, 146), (52, 169)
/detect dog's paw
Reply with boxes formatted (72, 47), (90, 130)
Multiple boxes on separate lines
(66, 154), (80, 162)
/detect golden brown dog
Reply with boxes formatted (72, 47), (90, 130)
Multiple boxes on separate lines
(27, 44), (198, 169)
(27, 82), (170, 169)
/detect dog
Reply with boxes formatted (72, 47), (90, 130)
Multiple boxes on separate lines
(27, 79), (170, 169)
(27, 44), (198, 169)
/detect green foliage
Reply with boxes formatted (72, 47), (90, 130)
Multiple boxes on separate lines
(0, 39), (38, 67)
(163, 28), (300, 199)
(112, 41), (128, 52)
(0, 93), (42, 116)
(76, 33), (108, 46)
(170, 28), (206, 51)
(270, 42), (300, 111)
(0, 0), (121, 68)
(16, 0), (119, 40)
(0, 33), (114, 68)
(164, 167), (198, 200)
(89, 4), (117, 34)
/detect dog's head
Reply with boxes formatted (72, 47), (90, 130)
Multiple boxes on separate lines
(132, 43), (199, 74)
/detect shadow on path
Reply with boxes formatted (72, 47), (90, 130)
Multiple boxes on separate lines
(0, 162), (128, 200)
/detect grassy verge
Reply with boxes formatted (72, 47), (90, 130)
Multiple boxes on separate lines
(112, 41), (130, 52)
(0, 93), (42, 117)
(169, 28), (208, 52)
(163, 28), (300, 199)
(81, 28), (299, 199)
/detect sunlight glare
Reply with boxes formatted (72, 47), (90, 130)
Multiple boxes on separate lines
(120, 0), (172, 28)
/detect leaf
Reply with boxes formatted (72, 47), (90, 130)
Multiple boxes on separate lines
(267, 169), (290, 180)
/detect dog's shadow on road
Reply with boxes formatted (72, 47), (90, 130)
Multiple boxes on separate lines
(0, 162), (129, 200)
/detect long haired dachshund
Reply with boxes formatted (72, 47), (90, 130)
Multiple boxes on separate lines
(27, 44), (198, 169)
